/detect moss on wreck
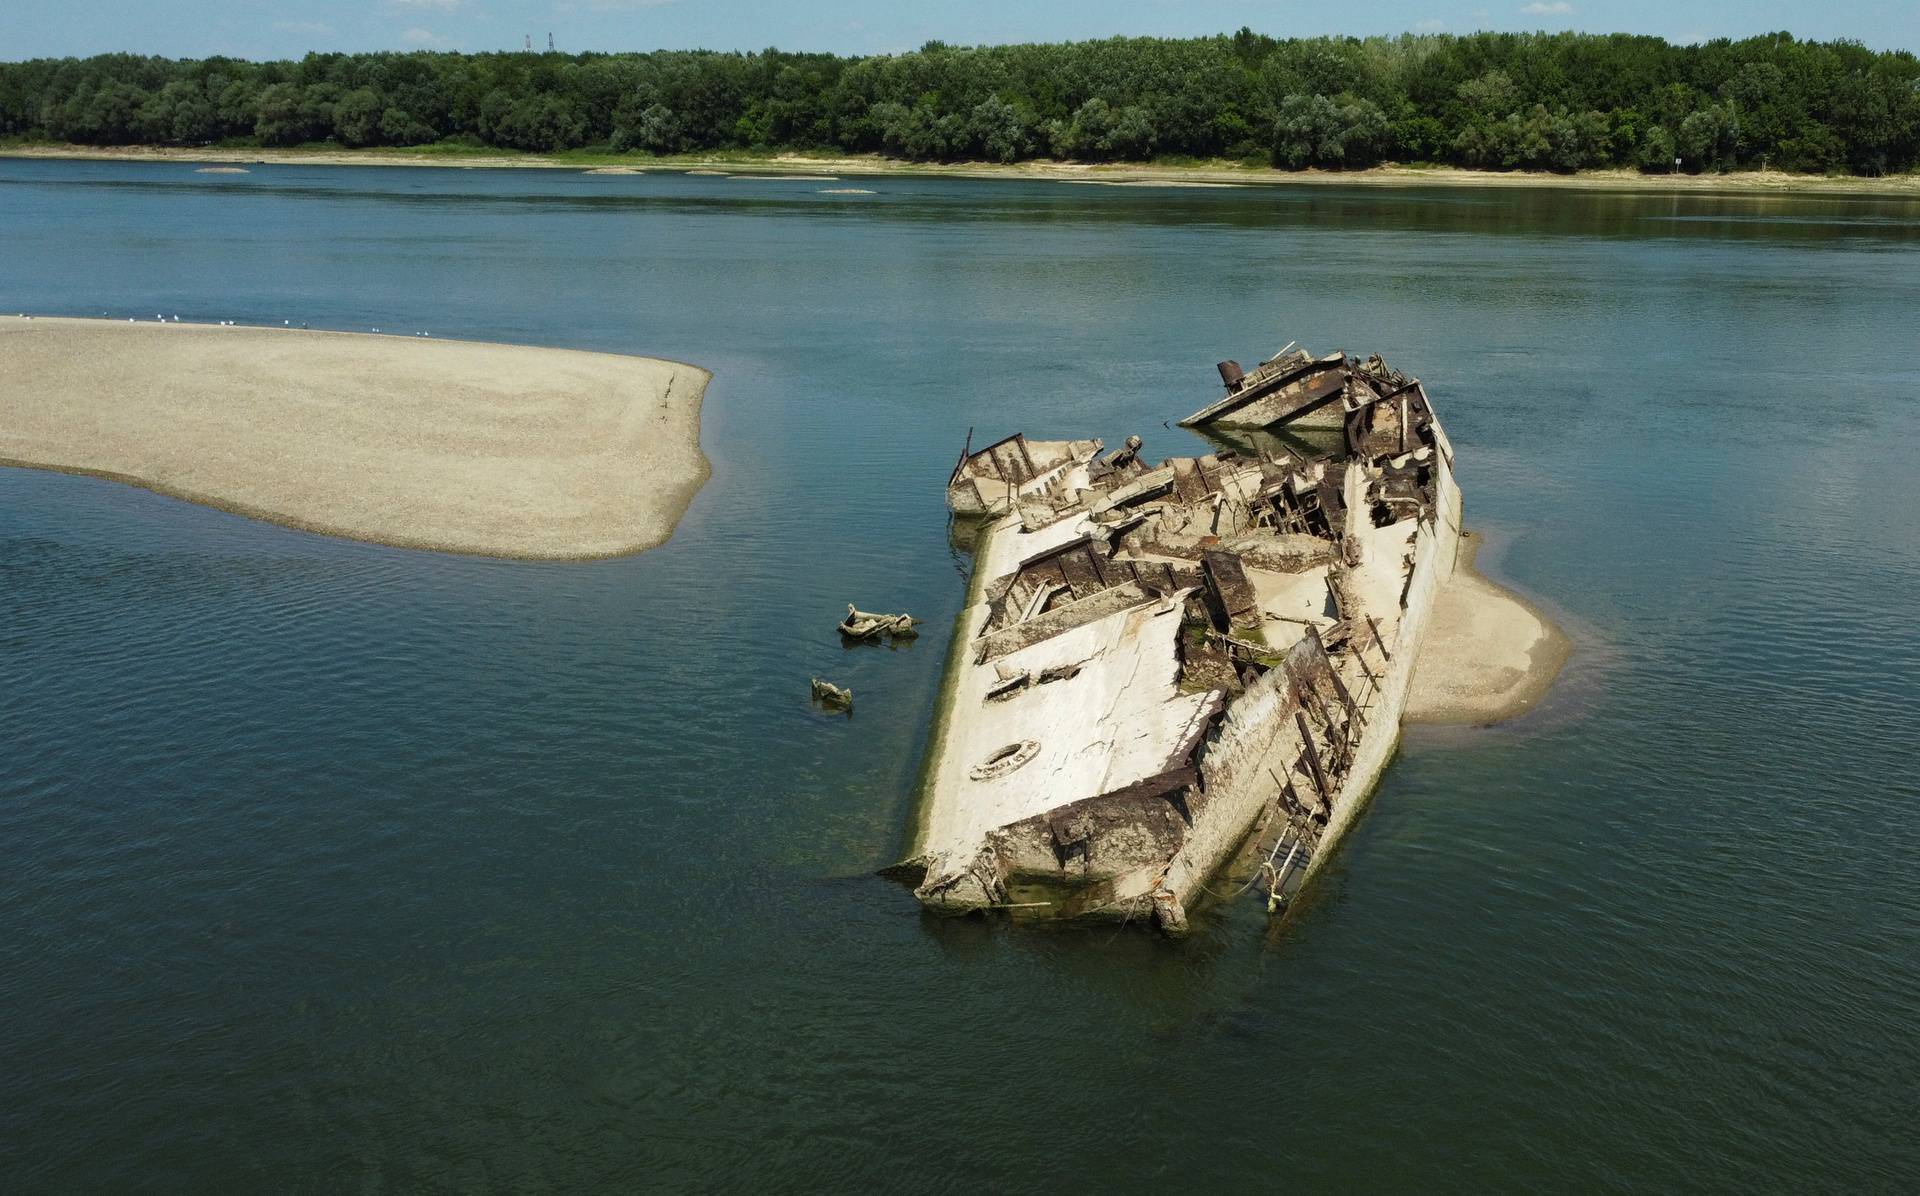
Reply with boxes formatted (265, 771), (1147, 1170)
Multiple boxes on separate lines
(900, 514), (997, 862)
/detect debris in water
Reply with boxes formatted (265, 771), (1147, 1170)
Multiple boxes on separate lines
(838, 605), (919, 642)
(811, 677), (854, 710)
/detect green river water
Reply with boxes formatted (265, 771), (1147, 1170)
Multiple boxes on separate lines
(2, 160), (1917, 1191)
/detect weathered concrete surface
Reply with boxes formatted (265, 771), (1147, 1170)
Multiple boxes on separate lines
(913, 342), (1555, 931)
(1406, 531), (1572, 725)
(0, 316), (710, 559)
(1297, 453), (1462, 888)
(917, 572), (1213, 905)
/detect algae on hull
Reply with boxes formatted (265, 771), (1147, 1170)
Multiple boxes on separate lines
(910, 344), (1461, 934)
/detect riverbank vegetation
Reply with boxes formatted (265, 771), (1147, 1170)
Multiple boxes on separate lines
(2, 30), (1916, 176)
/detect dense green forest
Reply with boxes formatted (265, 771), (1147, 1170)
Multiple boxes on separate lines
(3, 30), (1917, 174)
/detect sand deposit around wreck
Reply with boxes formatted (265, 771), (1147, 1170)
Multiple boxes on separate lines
(1068, 179), (1245, 189)
(0, 317), (711, 559)
(1406, 532), (1571, 725)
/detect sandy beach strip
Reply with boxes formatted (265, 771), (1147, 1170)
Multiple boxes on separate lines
(0, 317), (711, 560)
(8, 144), (1917, 198)
(1405, 531), (1573, 725)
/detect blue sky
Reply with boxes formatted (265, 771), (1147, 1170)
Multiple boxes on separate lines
(1, 1), (1911, 61)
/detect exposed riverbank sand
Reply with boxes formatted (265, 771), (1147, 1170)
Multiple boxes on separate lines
(8, 143), (1918, 197)
(0, 317), (711, 559)
(1406, 531), (1572, 725)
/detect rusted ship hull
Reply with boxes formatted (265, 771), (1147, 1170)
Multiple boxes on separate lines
(945, 433), (1104, 518)
(907, 346), (1461, 935)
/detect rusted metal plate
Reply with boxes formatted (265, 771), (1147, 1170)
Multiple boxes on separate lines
(1202, 548), (1261, 630)
(1296, 710), (1331, 805)
(1179, 352), (1344, 427)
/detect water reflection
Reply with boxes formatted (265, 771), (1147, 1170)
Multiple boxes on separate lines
(5, 158), (1918, 247)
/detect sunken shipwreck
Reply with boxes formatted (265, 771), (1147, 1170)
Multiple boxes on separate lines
(903, 344), (1462, 936)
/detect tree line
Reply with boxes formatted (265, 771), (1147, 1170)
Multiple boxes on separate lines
(2, 30), (1916, 175)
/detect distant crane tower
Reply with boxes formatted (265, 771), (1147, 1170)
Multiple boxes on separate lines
(548, 32), (555, 52)
(524, 34), (532, 52)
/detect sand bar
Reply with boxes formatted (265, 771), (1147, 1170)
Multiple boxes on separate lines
(10, 145), (1920, 197)
(1406, 531), (1572, 725)
(0, 317), (711, 559)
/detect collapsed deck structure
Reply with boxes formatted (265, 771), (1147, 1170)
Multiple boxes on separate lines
(906, 345), (1462, 935)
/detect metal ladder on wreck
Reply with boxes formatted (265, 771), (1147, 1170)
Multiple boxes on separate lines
(1259, 814), (1319, 913)
(1259, 610), (1390, 915)
(1240, 622), (1377, 916)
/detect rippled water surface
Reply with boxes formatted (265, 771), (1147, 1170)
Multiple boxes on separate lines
(4, 160), (1918, 1191)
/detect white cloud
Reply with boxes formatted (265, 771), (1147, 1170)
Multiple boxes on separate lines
(272, 20), (333, 35)
(1416, 18), (1445, 31)
(400, 27), (454, 46)
(1520, 2), (1573, 14)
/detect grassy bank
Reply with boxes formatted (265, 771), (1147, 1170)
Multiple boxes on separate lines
(7, 140), (1919, 196)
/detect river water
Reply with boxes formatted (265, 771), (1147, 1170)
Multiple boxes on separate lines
(3, 160), (1917, 1191)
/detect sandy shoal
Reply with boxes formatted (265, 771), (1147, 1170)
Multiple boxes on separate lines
(0, 317), (711, 560)
(1405, 531), (1573, 725)
(9, 145), (1919, 197)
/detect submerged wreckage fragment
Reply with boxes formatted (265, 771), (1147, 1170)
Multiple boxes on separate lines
(906, 344), (1463, 935)
(811, 678), (854, 710)
(945, 431), (1105, 518)
(839, 605), (920, 641)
